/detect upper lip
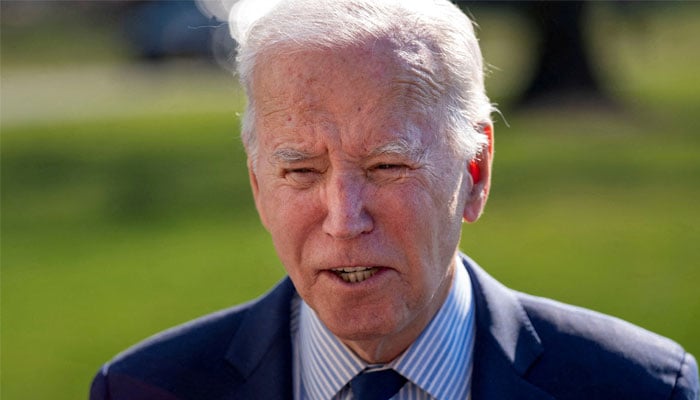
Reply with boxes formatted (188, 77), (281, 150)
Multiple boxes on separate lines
(320, 262), (389, 271)
(331, 266), (377, 272)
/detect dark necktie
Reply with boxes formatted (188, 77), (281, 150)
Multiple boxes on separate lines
(350, 368), (407, 400)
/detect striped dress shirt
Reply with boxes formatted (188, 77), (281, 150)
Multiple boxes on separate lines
(291, 259), (476, 399)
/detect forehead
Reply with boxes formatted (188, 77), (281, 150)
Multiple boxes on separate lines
(251, 38), (446, 152)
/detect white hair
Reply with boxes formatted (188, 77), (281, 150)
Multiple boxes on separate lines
(230, 0), (492, 164)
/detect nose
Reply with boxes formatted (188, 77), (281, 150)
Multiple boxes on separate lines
(322, 173), (373, 239)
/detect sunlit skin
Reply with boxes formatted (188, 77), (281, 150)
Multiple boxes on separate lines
(248, 38), (492, 363)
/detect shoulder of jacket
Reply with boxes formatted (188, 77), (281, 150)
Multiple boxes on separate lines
(516, 292), (698, 399)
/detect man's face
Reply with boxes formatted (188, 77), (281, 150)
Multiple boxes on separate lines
(249, 42), (481, 361)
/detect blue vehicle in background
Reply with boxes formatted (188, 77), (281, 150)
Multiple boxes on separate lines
(122, 0), (233, 62)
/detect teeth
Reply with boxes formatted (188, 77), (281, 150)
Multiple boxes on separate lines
(333, 267), (379, 283)
(333, 266), (372, 273)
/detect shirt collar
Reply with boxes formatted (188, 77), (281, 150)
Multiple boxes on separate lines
(298, 257), (475, 399)
(392, 259), (475, 399)
(298, 299), (365, 399)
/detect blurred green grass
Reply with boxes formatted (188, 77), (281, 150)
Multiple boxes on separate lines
(2, 4), (699, 400)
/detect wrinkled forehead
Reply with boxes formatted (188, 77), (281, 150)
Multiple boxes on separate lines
(251, 36), (447, 116)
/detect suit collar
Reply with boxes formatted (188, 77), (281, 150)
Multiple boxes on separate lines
(225, 278), (296, 399)
(461, 254), (553, 399)
(462, 254), (543, 374)
(222, 256), (553, 399)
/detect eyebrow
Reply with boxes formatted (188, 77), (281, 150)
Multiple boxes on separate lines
(368, 139), (425, 162)
(270, 139), (425, 164)
(271, 148), (314, 164)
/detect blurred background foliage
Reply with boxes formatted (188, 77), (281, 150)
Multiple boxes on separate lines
(2, 1), (699, 399)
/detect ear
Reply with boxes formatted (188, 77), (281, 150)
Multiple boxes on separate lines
(248, 159), (270, 230)
(463, 123), (494, 223)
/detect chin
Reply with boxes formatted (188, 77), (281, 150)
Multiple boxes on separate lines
(331, 323), (395, 342)
(321, 307), (402, 341)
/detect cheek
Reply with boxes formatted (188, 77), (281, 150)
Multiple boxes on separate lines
(372, 184), (443, 263)
(380, 180), (461, 272)
(261, 188), (321, 259)
(380, 180), (454, 230)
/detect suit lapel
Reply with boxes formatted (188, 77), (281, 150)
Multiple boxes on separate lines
(224, 278), (296, 400)
(220, 258), (554, 400)
(462, 255), (555, 400)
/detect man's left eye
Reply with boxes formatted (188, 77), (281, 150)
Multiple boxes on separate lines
(368, 163), (410, 181)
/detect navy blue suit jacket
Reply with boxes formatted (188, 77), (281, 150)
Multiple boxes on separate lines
(90, 256), (698, 399)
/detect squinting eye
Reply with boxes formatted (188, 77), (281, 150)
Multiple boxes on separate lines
(375, 164), (400, 170)
(368, 163), (410, 182)
(289, 168), (316, 174)
(373, 164), (406, 171)
(285, 168), (321, 186)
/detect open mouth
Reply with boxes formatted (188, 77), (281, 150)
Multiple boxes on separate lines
(332, 266), (379, 283)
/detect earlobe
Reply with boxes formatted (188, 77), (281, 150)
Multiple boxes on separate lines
(463, 123), (494, 223)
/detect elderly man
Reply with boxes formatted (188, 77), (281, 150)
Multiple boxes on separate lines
(90, 0), (698, 399)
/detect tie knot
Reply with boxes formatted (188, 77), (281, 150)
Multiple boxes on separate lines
(350, 368), (407, 400)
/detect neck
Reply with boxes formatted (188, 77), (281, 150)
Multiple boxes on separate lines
(340, 263), (457, 364)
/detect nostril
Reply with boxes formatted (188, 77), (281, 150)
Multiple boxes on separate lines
(322, 204), (373, 239)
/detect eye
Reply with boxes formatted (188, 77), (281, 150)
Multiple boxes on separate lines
(284, 167), (321, 186)
(372, 163), (409, 171)
(288, 168), (316, 174)
(368, 163), (410, 182)
(374, 164), (402, 170)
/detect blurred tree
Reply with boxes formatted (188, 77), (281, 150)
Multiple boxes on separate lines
(122, 0), (214, 61)
(518, 1), (608, 107)
(459, 1), (611, 108)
